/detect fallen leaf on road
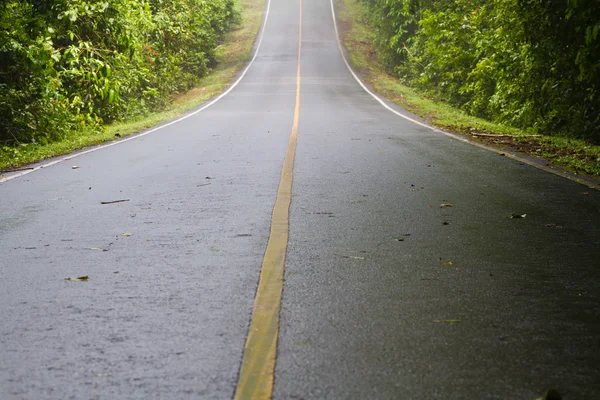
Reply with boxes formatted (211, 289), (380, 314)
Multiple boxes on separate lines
(100, 199), (130, 205)
(440, 203), (453, 208)
(434, 319), (460, 323)
(122, 233), (132, 237)
(532, 389), (562, 400)
(88, 247), (107, 251)
(394, 234), (411, 241)
(440, 261), (455, 267)
(71, 166), (80, 169)
(509, 213), (527, 219)
(335, 254), (365, 260)
(65, 276), (89, 281)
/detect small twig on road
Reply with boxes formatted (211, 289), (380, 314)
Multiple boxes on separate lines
(334, 253), (365, 260)
(100, 199), (130, 205)
(4, 167), (35, 172)
(470, 132), (541, 138)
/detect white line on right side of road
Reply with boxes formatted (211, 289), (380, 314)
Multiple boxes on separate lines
(329, 0), (438, 131)
(328, 0), (599, 190)
(0, 0), (273, 184)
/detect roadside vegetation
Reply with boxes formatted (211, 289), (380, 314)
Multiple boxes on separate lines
(338, 0), (600, 176)
(0, 0), (264, 171)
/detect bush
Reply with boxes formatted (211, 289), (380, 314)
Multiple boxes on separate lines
(0, 0), (239, 145)
(359, 0), (600, 142)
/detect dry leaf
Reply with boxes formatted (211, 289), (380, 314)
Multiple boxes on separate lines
(509, 213), (526, 219)
(72, 166), (80, 169)
(122, 233), (132, 237)
(88, 247), (107, 251)
(65, 276), (89, 281)
(533, 389), (562, 400)
(440, 203), (453, 207)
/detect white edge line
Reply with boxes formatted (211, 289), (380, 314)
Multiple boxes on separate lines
(329, 0), (436, 132)
(0, 0), (272, 184)
(328, 0), (600, 190)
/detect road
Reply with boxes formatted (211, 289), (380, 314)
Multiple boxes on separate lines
(1, 0), (599, 399)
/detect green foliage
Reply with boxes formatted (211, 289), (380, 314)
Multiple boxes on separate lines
(360, 0), (600, 142)
(0, 0), (238, 145)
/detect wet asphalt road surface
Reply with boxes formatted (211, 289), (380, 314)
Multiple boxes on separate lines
(1, 0), (600, 399)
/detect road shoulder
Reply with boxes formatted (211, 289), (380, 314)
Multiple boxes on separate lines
(334, 0), (600, 187)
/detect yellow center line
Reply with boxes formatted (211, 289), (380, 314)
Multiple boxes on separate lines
(233, 0), (302, 399)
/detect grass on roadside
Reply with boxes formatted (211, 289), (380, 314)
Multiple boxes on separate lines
(0, 0), (264, 172)
(337, 0), (600, 177)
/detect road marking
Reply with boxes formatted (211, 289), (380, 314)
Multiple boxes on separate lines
(0, 0), (273, 184)
(233, 1), (302, 399)
(328, 0), (599, 190)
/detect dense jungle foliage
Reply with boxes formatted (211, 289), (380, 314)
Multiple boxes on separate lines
(0, 0), (238, 146)
(359, 0), (600, 142)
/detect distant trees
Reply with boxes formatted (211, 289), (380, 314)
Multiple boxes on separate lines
(359, 0), (600, 142)
(0, 0), (238, 145)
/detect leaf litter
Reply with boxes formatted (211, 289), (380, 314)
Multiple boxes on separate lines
(509, 213), (527, 219)
(65, 276), (89, 281)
